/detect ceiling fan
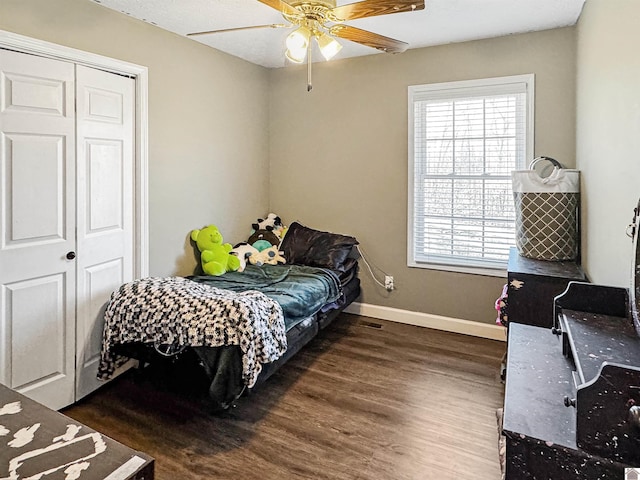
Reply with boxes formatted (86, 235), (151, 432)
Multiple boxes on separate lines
(187, 0), (425, 91)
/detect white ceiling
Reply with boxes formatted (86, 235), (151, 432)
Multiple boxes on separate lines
(91, 0), (586, 69)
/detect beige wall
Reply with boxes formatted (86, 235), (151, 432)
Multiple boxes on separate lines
(0, 0), (271, 277)
(576, 0), (640, 287)
(269, 28), (577, 324)
(1, 0), (581, 326)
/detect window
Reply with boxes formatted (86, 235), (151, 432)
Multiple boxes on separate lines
(408, 74), (534, 274)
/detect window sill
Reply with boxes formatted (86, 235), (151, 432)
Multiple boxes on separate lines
(408, 260), (508, 278)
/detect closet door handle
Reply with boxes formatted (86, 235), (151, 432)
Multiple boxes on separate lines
(66, 251), (76, 260)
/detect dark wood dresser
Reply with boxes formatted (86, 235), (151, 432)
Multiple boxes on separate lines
(0, 383), (154, 480)
(507, 246), (587, 328)
(502, 201), (640, 479)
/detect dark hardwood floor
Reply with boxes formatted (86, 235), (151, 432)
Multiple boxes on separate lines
(63, 314), (506, 480)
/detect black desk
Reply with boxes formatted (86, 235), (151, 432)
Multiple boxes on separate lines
(502, 323), (629, 479)
(0, 383), (153, 480)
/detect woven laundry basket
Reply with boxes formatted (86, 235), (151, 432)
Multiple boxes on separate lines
(512, 157), (580, 261)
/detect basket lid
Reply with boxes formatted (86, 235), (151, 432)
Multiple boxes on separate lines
(632, 199), (640, 336)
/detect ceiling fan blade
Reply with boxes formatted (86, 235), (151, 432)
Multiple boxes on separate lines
(329, 0), (425, 22)
(256, 0), (301, 16)
(330, 24), (408, 53)
(187, 24), (289, 37)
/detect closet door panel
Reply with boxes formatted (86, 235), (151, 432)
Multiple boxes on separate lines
(75, 65), (135, 400)
(4, 133), (65, 245)
(2, 66), (68, 116)
(0, 49), (76, 410)
(87, 139), (123, 231)
(77, 259), (123, 379)
(5, 275), (67, 389)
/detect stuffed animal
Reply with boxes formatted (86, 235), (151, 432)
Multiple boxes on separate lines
(248, 229), (281, 252)
(190, 225), (240, 276)
(249, 245), (286, 266)
(252, 213), (283, 233)
(252, 213), (287, 239)
(230, 242), (259, 272)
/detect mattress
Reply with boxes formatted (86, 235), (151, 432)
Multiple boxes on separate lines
(188, 263), (342, 330)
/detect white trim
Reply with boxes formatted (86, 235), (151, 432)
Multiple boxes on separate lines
(344, 302), (507, 342)
(0, 29), (149, 278)
(0, 30), (147, 77)
(408, 261), (508, 278)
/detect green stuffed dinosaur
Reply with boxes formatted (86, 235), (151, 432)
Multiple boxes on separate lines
(190, 225), (240, 276)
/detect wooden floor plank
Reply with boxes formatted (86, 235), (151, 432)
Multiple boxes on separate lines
(63, 314), (506, 479)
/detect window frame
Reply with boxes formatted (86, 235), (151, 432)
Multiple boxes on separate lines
(407, 74), (535, 276)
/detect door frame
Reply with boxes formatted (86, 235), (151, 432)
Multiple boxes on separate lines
(0, 29), (149, 279)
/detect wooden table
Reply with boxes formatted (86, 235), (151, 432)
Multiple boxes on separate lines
(0, 383), (153, 480)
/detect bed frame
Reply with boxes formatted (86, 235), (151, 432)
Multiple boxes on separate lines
(113, 275), (360, 411)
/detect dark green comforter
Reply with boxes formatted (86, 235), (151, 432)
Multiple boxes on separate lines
(189, 264), (341, 330)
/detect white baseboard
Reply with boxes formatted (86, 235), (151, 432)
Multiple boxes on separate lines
(343, 302), (506, 342)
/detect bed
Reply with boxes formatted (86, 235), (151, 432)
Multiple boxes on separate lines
(97, 222), (361, 411)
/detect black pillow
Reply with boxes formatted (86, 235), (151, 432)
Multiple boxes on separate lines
(280, 222), (358, 271)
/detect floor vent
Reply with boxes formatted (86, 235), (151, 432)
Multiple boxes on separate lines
(358, 320), (383, 329)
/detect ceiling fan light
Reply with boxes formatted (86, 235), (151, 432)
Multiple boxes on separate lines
(285, 47), (307, 64)
(316, 33), (342, 61)
(286, 26), (311, 52)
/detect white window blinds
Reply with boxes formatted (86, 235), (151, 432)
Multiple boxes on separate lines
(408, 75), (534, 273)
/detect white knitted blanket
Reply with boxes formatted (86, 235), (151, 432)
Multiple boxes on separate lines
(98, 276), (286, 387)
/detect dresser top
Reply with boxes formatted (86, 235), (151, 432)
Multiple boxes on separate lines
(562, 309), (640, 385)
(508, 247), (587, 281)
(503, 323), (577, 448)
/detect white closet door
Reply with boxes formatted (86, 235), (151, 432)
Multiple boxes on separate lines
(0, 49), (77, 409)
(75, 65), (135, 400)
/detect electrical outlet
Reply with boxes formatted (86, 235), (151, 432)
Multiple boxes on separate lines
(384, 275), (394, 291)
